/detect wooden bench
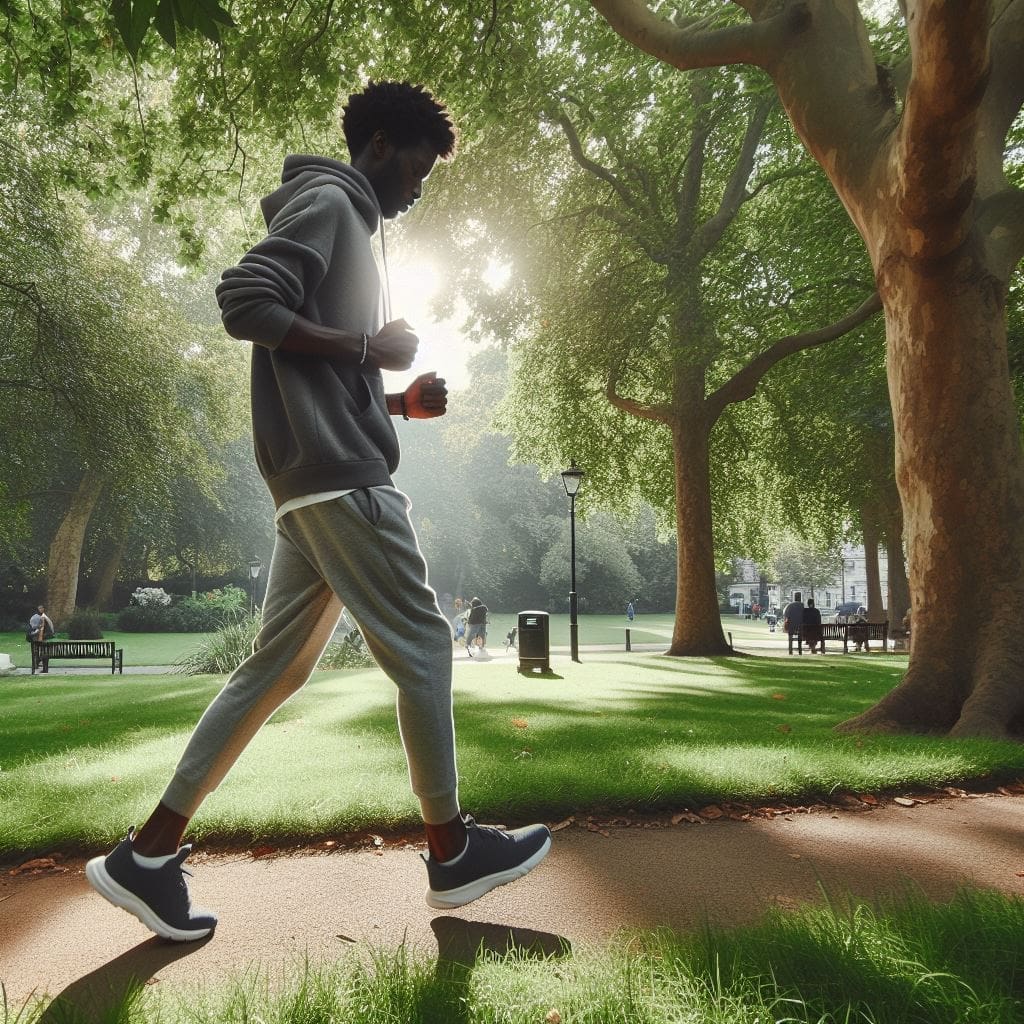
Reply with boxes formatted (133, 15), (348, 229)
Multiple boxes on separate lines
(789, 621), (889, 654)
(31, 640), (124, 675)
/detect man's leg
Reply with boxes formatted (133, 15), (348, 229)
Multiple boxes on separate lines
(282, 489), (550, 906)
(87, 528), (341, 939)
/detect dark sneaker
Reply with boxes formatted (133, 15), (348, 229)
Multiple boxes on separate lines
(424, 816), (551, 909)
(85, 827), (217, 942)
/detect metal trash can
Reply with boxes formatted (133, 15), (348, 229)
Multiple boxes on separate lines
(517, 610), (550, 674)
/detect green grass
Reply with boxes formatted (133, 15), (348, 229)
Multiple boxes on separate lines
(2, 652), (1022, 856)
(0, 631), (213, 668)
(15, 888), (1024, 1023)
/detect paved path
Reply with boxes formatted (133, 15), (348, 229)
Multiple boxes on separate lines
(2, 793), (1022, 1013)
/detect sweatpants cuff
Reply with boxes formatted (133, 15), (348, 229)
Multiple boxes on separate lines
(160, 775), (208, 820)
(419, 790), (461, 825)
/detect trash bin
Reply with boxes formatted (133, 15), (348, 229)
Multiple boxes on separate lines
(517, 610), (550, 674)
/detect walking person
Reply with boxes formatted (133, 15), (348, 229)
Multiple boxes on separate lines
(85, 81), (550, 942)
(26, 605), (54, 642)
(464, 597), (488, 655)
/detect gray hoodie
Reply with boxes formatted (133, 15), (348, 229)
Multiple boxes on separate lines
(216, 156), (400, 507)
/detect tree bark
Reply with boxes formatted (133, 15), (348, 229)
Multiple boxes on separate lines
(668, 413), (731, 655)
(859, 507), (885, 622)
(881, 479), (911, 622)
(46, 468), (106, 624)
(92, 527), (130, 611)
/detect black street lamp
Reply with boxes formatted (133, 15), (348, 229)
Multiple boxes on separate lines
(248, 557), (263, 616)
(560, 461), (585, 662)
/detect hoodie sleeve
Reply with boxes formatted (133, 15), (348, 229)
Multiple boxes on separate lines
(216, 185), (346, 348)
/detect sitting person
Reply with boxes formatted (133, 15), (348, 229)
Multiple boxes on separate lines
(802, 598), (823, 653)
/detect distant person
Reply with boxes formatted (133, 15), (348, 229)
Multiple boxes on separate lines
(626, 601), (635, 622)
(465, 597), (488, 655)
(802, 598), (823, 653)
(782, 592), (805, 654)
(26, 605), (54, 642)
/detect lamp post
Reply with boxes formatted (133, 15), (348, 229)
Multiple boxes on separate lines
(560, 461), (585, 662)
(248, 557), (263, 617)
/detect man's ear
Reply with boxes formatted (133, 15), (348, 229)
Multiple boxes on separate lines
(370, 129), (393, 160)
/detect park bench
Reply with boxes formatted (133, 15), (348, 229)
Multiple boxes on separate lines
(788, 621), (889, 654)
(31, 640), (124, 675)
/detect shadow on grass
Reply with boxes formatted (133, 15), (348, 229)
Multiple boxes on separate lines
(35, 934), (213, 1023)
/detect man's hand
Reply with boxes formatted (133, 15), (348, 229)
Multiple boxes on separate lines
(402, 372), (447, 418)
(367, 319), (418, 371)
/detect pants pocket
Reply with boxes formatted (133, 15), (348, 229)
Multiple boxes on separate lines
(346, 487), (382, 526)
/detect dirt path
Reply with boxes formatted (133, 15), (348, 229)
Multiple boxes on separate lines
(2, 792), (1022, 1013)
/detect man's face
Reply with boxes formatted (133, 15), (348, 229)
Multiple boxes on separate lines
(372, 139), (438, 220)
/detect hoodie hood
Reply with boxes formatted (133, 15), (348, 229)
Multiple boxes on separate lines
(261, 155), (381, 233)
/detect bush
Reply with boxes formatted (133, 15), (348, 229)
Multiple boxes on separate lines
(118, 586), (251, 632)
(67, 609), (104, 639)
(176, 615), (261, 675)
(318, 628), (375, 670)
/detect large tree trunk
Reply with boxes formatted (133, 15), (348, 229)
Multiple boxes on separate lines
(839, 249), (1024, 737)
(882, 479), (911, 624)
(859, 507), (885, 622)
(669, 415), (731, 655)
(92, 527), (130, 611)
(46, 468), (106, 624)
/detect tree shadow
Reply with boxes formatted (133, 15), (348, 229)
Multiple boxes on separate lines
(429, 917), (571, 1024)
(35, 934), (213, 1023)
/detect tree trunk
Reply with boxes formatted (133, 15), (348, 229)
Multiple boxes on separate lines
(46, 468), (106, 624)
(859, 507), (885, 622)
(882, 481), (911, 625)
(839, 245), (1024, 738)
(669, 415), (731, 655)
(92, 528), (130, 611)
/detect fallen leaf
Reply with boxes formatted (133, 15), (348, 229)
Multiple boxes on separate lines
(894, 797), (917, 807)
(671, 811), (702, 825)
(699, 805), (724, 820)
(776, 723), (792, 734)
(789, 853), (802, 860)
(546, 1011), (562, 1024)
(251, 845), (277, 859)
(550, 817), (575, 832)
(336, 934), (357, 943)
(370, 835), (384, 848)
(9, 857), (63, 876)
(511, 717), (529, 729)
(586, 822), (611, 837)
(772, 693), (786, 701)
(323, 840), (336, 848)
(857, 793), (879, 805)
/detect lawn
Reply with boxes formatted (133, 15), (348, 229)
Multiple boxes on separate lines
(2, 650), (1021, 857)
(0, 630), (214, 669)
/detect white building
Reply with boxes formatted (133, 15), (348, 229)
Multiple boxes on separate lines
(728, 544), (889, 614)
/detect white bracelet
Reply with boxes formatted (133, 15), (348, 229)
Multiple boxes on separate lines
(359, 332), (368, 365)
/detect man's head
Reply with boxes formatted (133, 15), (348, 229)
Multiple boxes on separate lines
(343, 81), (457, 219)
(807, 598), (815, 608)
(37, 605), (45, 614)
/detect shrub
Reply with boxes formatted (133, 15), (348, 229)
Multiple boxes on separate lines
(176, 615), (261, 675)
(118, 603), (185, 632)
(174, 586), (249, 631)
(131, 586), (172, 607)
(318, 628), (375, 670)
(67, 608), (104, 639)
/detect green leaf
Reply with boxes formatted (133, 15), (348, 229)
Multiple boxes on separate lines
(111, 0), (160, 59)
(153, 0), (177, 49)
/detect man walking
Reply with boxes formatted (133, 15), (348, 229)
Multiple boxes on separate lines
(85, 81), (550, 942)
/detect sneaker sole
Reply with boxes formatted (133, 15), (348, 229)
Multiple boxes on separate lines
(424, 834), (552, 909)
(85, 856), (214, 942)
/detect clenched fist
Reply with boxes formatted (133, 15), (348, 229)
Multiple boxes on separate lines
(403, 373), (447, 419)
(367, 319), (419, 371)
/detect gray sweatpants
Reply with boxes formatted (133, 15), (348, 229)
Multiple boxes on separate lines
(161, 486), (460, 824)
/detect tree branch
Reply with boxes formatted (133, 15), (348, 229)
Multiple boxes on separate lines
(897, 0), (992, 241)
(697, 93), (775, 256)
(588, 0), (811, 71)
(607, 361), (673, 423)
(555, 109), (642, 215)
(704, 291), (882, 420)
(978, 0), (1024, 193)
(978, 187), (1024, 279)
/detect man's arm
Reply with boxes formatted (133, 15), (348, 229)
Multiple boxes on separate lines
(279, 316), (419, 371)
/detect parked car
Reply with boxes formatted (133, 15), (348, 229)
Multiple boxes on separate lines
(834, 601), (867, 623)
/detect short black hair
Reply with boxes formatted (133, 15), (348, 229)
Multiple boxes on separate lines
(342, 81), (457, 160)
